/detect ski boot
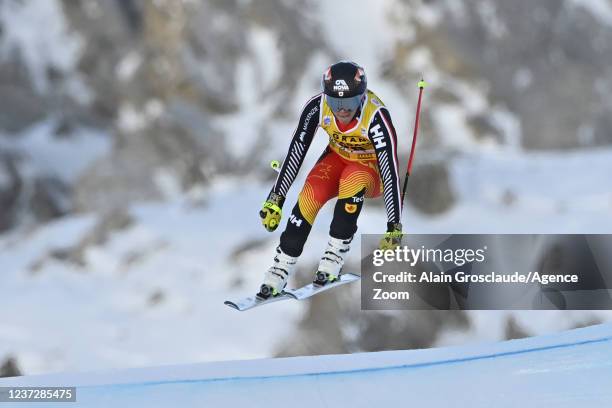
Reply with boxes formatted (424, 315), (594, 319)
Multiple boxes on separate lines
(313, 236), (352, 286)
(257, 246), (298, 300)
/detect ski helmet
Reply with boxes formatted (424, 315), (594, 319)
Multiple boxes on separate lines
(322, 61), (367, 114)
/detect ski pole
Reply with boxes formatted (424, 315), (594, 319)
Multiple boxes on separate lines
(270, 160), (280, 173)
(400, 79), (426, 211)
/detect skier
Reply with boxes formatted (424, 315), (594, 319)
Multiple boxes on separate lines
(258, 61), (403, 299)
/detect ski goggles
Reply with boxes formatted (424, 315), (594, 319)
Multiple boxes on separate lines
(326, 93), (364, 114)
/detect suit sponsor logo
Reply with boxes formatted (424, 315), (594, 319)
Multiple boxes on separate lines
(369, 124), (387, 149)
(331, 132), (369, 145)
(289, 214), (303, 227)
(302, 105), (319, 132)
(333, 79), (349, 93)
(344, 203), (358, 214)
(334, 79), (350, 96)
(324, 116), (331, 126)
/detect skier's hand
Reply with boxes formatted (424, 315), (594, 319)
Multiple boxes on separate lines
(379, 222), (403, 250)
(259, 192), (285, 232)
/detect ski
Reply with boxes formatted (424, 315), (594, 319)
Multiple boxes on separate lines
(224, 292), (292, 311)
(285, 273), (361, 300)
(225, 274), (361, 310)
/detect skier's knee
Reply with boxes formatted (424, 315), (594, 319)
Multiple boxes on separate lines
(330, 188), (365, 240)
(280, 205), (312, 257)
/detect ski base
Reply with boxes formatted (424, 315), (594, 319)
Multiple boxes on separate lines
(285, 273), (361, 300)
(224, 292), (292, 311)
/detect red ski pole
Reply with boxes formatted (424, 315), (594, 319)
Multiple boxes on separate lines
(401, 79), (426, 211)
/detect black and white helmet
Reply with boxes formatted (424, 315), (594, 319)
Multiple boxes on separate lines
(322, 61), (367, 113)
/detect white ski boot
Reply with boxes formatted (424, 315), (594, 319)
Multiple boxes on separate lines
(314, 236), (352, 286)
(257, 246), (298, 299)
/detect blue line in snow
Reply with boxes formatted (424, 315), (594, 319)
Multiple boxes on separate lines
(83, 334), (612, 389)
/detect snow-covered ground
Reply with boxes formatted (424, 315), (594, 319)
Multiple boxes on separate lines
(1, 146), (612, 375)
(2, 323), (610, 407)
(1, 0), (612, 377)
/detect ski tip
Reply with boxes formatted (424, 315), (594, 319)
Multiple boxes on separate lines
(224, 301), (240, 310)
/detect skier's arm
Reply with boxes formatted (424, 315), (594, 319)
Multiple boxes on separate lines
(368, 107), (402, 231)
(260, 94), (322, 232)
(272, 94), (322, 198)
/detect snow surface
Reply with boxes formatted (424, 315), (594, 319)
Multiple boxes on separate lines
(0, 182), (304, 375)
(0, 0), (83, 92)
(2, 147), (612, 375)
(568, 0), (612, 27)
(1, 0), (612, 378)
(0, 120), (111, 183)
(1, 323), (611, 407)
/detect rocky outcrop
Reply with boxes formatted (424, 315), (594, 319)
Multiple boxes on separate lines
(407, 161), (457, 215)
(0, 153), (69, 232)
(0, 153), (22, 231)
(66, 0), (329, 213)
(0, 356), (21, 377)
(393, 0), (612, 150)
(0, 59), (47, 133)
(505, 315), (530, 340)
(29, 208), (133, 272)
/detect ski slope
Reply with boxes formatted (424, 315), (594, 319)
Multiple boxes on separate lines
(1, 323), (611, 407)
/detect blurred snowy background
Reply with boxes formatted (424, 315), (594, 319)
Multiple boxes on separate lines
(1, 0), (612, 376)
